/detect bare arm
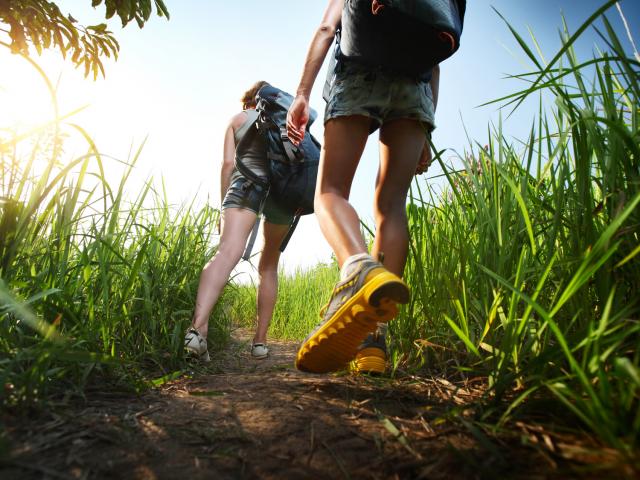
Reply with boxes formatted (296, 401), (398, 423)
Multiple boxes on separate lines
(430, 64), (440, 111)
(286, 0), (343, 145)
(416, 65), (441, 175)
(295, 0), (343, 99)
(220, 123), (236, 207)
(220, 112), (248, 206)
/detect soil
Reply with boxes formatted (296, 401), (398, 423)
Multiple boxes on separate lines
(0, 328), (633, 479)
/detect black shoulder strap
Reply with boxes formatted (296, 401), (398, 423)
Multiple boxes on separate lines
(279, 212), (301, 253)
(242, 216), (261, 261)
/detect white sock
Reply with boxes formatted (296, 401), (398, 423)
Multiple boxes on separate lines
(340, 253), (373, 280)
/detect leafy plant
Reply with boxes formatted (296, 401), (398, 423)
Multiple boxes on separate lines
(0, 0), (170, 78)
(0, 50), (227, 409)
(397, 0), (639, 453)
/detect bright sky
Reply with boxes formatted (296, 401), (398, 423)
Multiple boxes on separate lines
(1, 0), (638, 279)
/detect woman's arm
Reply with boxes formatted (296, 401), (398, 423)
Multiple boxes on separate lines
(430, 64), (440, 111)
(416, 64), (441, 175)
(220, 112), (247, 206)
(287, 0), (343, 145)
(220, 123), (236, 207)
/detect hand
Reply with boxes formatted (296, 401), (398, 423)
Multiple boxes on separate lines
(415, 142), (433, 175)
(286, 95), (310, 146)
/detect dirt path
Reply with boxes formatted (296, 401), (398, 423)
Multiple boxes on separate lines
(0, 329), (619, 479)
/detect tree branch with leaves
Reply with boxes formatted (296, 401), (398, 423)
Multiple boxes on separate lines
(0, 0), (169, 78)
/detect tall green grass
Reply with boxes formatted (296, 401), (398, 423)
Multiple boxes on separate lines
(398, 0), (639, 453)
(228, 261), (338, 340)
(0, 51), (228, 408)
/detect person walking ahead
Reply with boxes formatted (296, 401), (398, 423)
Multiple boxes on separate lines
(184, 81), (293, 362)
(287, 0), (439, 373)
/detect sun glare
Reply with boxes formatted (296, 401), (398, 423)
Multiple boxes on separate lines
(0, 49), (120, 135)
(0, 51), (64, 129)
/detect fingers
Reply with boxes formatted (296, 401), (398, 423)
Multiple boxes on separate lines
(286, 114), (306, 145)
(286, 120), (305, 146)
(415, 142), (433, 175)
(286, 96), (309, 146)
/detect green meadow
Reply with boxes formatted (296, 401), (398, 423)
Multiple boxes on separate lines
(1, 1), (638, 461)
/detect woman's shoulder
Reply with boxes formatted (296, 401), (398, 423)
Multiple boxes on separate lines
(229, 111), (250, 129)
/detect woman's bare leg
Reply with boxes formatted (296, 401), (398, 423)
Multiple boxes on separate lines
(191, 207), (258, 337)
(253, 221), (291, 344)
(371, 119), (426, 277)
(314, 116), (372, 267)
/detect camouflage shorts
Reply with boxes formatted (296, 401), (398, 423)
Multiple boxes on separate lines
(324, 62), (436, 133)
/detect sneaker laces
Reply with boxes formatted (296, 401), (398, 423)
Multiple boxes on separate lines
(318, 275), (345, 318)
(320, 256), (384, 318)
(318, 281), (348, 318)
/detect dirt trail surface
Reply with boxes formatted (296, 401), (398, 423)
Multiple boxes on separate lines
(1, 329), (621, 479)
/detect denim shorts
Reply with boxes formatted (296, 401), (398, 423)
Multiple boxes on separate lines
(221, 175), (293, 225)
(325, 62), (436, 133)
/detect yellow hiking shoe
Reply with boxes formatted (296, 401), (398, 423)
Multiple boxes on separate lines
(295, 257), (409, 373)
(351, 330), (387, 375)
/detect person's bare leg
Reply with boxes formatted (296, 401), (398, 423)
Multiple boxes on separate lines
(315, 116), (371, 267)
(371, 119), (426, 277)
(254, 221), (290, 344)
(191, 208), (258, 337)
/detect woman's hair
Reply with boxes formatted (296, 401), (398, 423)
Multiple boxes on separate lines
(241, 81), (270, 110)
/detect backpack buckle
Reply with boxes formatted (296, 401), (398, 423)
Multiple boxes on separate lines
(279, 127), (291, 141)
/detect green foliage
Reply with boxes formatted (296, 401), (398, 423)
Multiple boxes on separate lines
(0, 56), (227, 409)
(395, 0), (639, 453)
(270, 262), (339, 340)
(228, 261), (339, 340)
(0, 0), (169, 78)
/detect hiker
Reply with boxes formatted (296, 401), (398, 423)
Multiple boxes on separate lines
(184, 81), (294, 362)
(287, 0), (454, 373)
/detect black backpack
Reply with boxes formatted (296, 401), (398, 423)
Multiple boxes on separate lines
(338, 0), (466, 77)
(255, 85), (320, 216)
(234, 85), (320, 255)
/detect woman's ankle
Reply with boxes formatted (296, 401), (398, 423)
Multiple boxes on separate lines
(190, 322), (208, 337)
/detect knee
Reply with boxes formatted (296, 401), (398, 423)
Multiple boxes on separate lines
(314, 187), (347, 212)
(211, 242), (243, 267)
(314, 190), (329, 215)
(374, 196), (407, 221)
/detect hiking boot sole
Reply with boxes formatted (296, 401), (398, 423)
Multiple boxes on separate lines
(295, 271), (408, 373)
(351, 347), (386, 375)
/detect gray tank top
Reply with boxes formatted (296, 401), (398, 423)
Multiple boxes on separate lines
(230, 109), (268, 182)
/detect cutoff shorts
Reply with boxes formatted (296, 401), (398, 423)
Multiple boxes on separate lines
(325, 62), (436, 133)
(221, 175), (293, 226)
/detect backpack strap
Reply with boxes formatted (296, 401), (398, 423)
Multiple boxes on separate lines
(242, 209), (301, 259)
(279, 210), (302, 253)
(242, 216), (262, 261)
(279, 127), (303, 164)
(234, 117), (269, 261)
(257, 116), (304, 165)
